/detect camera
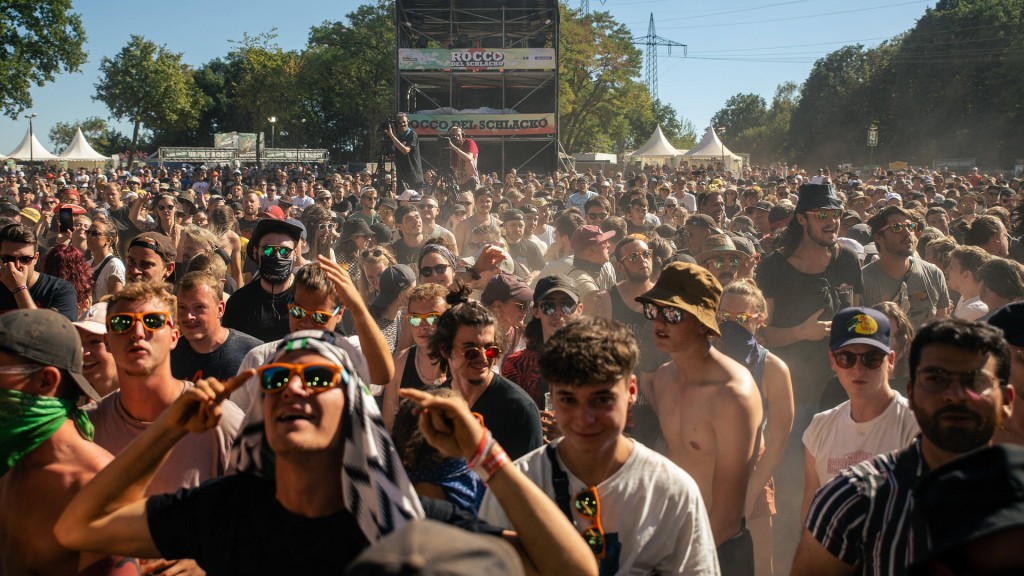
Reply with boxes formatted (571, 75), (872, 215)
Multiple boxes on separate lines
(441, 136), (452, 147)
(378, 118), (394, 132)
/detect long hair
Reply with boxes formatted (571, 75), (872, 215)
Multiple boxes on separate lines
(428, 285), (496, 373)
(42, 245), (93, 316)
(778, 216), (806, 257)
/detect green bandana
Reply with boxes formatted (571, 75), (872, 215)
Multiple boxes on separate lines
(0, 388), (95, 478)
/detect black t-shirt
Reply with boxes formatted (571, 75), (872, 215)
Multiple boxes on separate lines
(222, 280), (292, 343)
(626, 220), (654, 236)
(147, 474), (369, 576)
(238, 217), (258, 240)
(506, 239), (546, 273)
(170, 328), (263, 381)
(393, 128), (423, 189)
(470, 373), (543, 461)
(0, 273), (78, 321)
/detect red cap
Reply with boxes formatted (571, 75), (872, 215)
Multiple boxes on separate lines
(258, 205), (285, 220)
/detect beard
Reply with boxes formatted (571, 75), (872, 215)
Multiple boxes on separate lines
(912, 401), (998, 453)
(807, 225), (838, 249)
(624, 266), (651, 283)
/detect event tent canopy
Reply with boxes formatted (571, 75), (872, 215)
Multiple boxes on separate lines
(5, 128), (58, 161)
(629, 125), (686, 166)
(59, 128), (108, 161)
(683, 126), (742, 170)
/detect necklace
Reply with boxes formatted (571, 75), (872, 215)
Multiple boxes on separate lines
(414, 348), (445, 388)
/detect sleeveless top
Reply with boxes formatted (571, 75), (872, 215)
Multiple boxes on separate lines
(399, 345), (447, 392)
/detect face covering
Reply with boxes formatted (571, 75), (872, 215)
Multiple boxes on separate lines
(716, 320), (761, 374)
(259, 253), (294, 284)
(0, 388), (94, 478)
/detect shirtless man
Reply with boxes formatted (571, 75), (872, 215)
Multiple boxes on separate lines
(0, 309), (137, 576)
(638, 262), (763, 576)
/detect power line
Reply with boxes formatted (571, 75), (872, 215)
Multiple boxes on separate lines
(650, 0), (929, 31)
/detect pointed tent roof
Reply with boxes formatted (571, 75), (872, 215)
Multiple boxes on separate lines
(630, 125), (685, 158)
(684, 126), (741, 160)
(6, 127), (58, 161)
(60, 128), (108, 161)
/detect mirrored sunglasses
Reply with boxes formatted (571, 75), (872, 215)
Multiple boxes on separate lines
(813, 209), (842, 220)
(257, 362), (347, 394)
(108, 311), (170, 334)
(262, 245), (294, 258)
(620, 249), (652, 263)
(642, 302), (684, 324)
(716, 311), (759, 324)
(407, 313), (441, 327)
(538, 300), (576, 316)
(884, 221), (920, 234)
(287, 303), (340, 325)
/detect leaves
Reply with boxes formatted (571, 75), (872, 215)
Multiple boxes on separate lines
(0, 0), (87, 118)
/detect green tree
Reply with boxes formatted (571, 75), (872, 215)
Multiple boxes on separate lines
(225, 30), (300, 164)
(0, 0), (87, 118)
(559, 7), (645, 154)
(711, 93), (768, 140)
(298, 0), (395, 161)
(94, 35), (206, 166)
(48, 116), (109, 154)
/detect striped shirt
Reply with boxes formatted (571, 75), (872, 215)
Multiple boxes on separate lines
(806, 437), (928, 576)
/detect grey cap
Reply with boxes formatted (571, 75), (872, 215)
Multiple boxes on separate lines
(0, 309), (101, 402)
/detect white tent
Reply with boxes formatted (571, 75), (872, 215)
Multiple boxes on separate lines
(683, 126), (742, 171)
(629, 125), (686, 167)
(59, 128), (108, 162)
(6, 127), (58, 161)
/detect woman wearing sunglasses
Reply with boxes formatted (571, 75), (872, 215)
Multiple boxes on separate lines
(416, 242), (457, 290)
(715, 279), (794, 576)
(336, 218), (374, 287)
(300, 204), (338, 263)
(382, 284), (450, 430)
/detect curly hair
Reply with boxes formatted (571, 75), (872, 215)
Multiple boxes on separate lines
(428, 284), (496, 373)
(538, 316), (638, 387)
(42, 244), (94, 315)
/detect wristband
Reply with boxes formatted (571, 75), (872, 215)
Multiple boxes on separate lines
(478, 444), (510, 483)
(467, 429), (492, 470)
(13, 285), (27, 293)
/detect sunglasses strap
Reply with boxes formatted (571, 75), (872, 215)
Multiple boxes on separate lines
(545, 444), (575, 524)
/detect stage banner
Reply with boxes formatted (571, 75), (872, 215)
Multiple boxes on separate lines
(399, 48), (555, 71)
(408, 113), (555, 136)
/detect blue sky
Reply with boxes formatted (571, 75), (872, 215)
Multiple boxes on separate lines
(0, 0), (930, 156)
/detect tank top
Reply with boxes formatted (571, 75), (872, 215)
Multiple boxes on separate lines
(399, 345), (447, 391)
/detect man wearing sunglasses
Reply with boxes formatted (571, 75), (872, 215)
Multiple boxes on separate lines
(861, 206), (950, 329)
(800, 307), (919, 521)
(697, 234), (748, 287)
(0, 223), (78, 321)
(567, 225), (616, 302)
(638, 263), (762, 574)
(480, 317), (721, 575)
(794, 319), (1015, 576)
(584, 237), (666, 444)
(223, 218), (304, 343)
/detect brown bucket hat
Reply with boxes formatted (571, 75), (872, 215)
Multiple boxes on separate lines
(636, 262), (723, 336)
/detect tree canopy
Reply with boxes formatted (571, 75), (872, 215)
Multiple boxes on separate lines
(0, 0), (87, 118)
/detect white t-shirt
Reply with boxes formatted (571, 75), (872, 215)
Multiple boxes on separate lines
(89, 255), (126, 302)
(954, 294), (988, 322)
(803, 392), (920, 486)
(478, 439), (721, 576)
(290, 195), (315, 211)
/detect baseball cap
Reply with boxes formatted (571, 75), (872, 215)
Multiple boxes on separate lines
(502, 209), (524, 222)
(72, 302), (108, 336)
(0, 201), (19, 214)
(371, 265), (416, 310)
(570, 225), (615, 253)
(697, 234), (744, 264)
(636, 262), (722, 337)
(258, 206), (285, 220)
(340, 219), (373, 242)
(346, 520), (524, 576)
(370, 222), (395, 244)
(684, 214), (722, 234)
(451, 204), (468, 214)
(987, 302), (1024, 347)
(829, 307), (891, 353)
(533, 274), (580, 305)
(481, 273), (534, 306)
(129, 232), (175, 263)
(396, 189), (421, 202)
(19, 207), (40, 223)
(473, 187), (493, 199)
(0, 308), (101, 402)
(752, 201), (772, 212)
(247, 218), (304, 262)
(377, 198), (398, 212)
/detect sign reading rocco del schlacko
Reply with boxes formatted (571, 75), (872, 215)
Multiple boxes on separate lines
(399, 48), (555, 71)
(407, 114), (556, 137)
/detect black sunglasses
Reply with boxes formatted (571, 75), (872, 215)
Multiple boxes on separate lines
(833, 350), (887, 370)
(420, 264), (449, 278)
(360, 249), (386, 259)
(0, 255), (34, 266)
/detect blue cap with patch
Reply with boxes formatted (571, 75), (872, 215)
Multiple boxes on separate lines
(830, 307), (891, 353)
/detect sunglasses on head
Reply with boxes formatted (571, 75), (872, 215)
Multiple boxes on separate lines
(538, 300), (576, 316)
(107, 311), (170, 334)
(832, 350), (888, 370)
(884, 221), (919, 234)
(716, 311), (759, 324)
(262, 245), (294, 258)
(812, 209), (842, 220)
(420, 264), (449, 278)
(642, 302), (685, 324)
(620, 249), (652, 263)
(288, 303), (340, 325)
(461, 345), (501, 362)
(575, 487), (606, 559)
(706, 256), (741, 270)
(257, 362), (347, 394)
(360, 249), (386, 259)
(1, 255), (34, 266)
(407, 312), (441, 327)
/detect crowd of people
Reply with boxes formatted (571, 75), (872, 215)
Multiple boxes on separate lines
(1, 156), (1024, 576)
